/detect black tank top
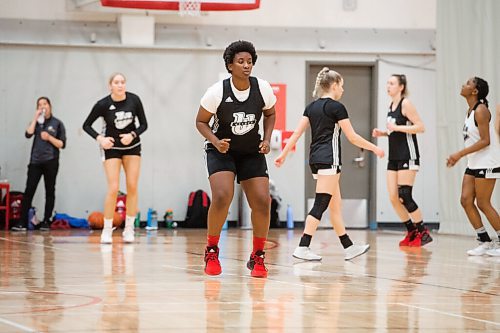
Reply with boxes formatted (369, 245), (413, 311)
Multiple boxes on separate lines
(207, 77), (265, 154)
(387, 98), (420, 161)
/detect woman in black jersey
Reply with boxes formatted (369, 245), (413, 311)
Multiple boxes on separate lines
(275, 67), (384, 261)
(83, 73), (148, 244)
(196, 41), (276, 278)
(372, 74), (431, 247)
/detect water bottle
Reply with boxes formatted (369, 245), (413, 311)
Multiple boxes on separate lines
(37, 108), (46, 124)
(150, 210), (158, 230)
(222, 220), (229, 230)
(286, 205), (294, 229)
(146, 208), (158, 230)
(134, 211), (140, 228)
(164, 209), (174, 228)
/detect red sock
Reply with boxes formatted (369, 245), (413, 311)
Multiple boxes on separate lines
(253, 236), (267, 253)
(207, 234), (220, 247)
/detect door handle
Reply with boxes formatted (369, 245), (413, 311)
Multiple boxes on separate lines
(353, 148), (365, 168)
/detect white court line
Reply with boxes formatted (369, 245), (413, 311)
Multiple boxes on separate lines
(0, 317), (38, 332)
(0, 237), (68, 251)
(397, 303), (500, 327)
(163, 264), (322, 290)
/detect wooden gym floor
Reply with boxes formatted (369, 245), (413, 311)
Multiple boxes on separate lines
(0, 228), (499, 332)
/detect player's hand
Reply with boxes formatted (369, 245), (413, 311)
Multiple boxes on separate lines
(215, 138), (231, 154)
(98, 136), (115, 150)
(374, 147), (385, 158)
(387, 122), (398, 132)
(119, 133), (134, 146)
(372, 128), (386, 137)
(40, 131), (50, 141)
(446, 152), (461, 167)
(259, 140), (271, 154)
(274, 154), (287, 167)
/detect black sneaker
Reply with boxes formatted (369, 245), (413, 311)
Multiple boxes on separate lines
(11, 223), (27, 231)
(39, 220), (51, 231)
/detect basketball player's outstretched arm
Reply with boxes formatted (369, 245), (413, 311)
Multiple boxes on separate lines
(447, 105), (492, 167)
(274, 116), (310, 167)
(339, 119), (385, 158)
(387, 99), (425, 134)
(195, 106), (231, 154)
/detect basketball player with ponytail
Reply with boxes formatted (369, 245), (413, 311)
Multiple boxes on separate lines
(83, 73), (148, 244)
(196, 41), (276, 277)
(372, 74), (431, 247)
(275, 67), (384, 261)
(447, 77), (500, 257)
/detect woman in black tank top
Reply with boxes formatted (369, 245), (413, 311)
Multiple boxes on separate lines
(372, 74), (431, 247)
(195, 41), (276, 278)
(275, 67), (384, 261)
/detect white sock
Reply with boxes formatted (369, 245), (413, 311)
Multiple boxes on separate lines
(104, 218), (113, 229)
(125, 215), (135, 229)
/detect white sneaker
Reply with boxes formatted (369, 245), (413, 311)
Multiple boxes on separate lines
(467, 242), (491, 256)
(486, 241), (500, 257)
(292, 247), (322, 261)
(344, 244), (370, 260)
(122, 228), (135, 243)
(100, 228), (114, 244)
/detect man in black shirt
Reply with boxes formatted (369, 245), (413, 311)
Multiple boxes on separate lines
(12, 97), (66, 231)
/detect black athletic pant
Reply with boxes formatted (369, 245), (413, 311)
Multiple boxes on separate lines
(20, 159), (59, 226)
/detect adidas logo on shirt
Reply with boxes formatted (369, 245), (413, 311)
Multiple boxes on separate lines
(225, 96), (233, 103)
(479, 170), (485, 175)
(109, 105), (116, 110)
(403, 163), (408, 168)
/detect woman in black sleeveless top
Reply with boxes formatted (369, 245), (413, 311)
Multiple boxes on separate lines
(372, 74), (431, 247)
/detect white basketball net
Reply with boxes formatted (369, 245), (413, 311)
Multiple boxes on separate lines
(179, 0), (201, 16)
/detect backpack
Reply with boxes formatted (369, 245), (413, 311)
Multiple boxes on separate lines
(183, 190), (210, 228)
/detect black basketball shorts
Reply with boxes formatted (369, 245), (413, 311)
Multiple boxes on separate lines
(205, 149), (268, 183)
(102, 144), (141, 161)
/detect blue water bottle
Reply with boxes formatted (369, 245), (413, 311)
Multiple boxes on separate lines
(146, 208), (152, 229)
(286, 205), (294, 229)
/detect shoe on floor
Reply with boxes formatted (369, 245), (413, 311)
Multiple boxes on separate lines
(247, 250), (268, 278)
(409, 228), (433, 247)
(39, 220), (51, 231)
(399, 229), (418, 246)
(100, 227), (114, 244)
(344, 244), (370, 260)
(122, 228), (135, 243)
(292, 246), (322, 261)
(204, 246), (222, 276)
(467, 242), (491, 256)
(10, 223), (27, 232)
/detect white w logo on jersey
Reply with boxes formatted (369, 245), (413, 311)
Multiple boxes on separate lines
(114, 111), (134, 130)
(231, 112), (256, 135)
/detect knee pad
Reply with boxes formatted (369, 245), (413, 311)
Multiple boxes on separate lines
(398, 185), (418, 213)
(308, 193), (332, 220)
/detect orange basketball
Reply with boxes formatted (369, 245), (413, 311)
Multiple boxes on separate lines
(88, 211), (104, 229)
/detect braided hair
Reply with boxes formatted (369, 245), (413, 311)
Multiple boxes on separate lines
(312, 67), (343, 99)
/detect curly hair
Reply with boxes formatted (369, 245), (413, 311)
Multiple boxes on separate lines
(223, 40), (258, 73)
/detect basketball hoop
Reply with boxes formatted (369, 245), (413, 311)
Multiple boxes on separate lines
(179, 0), (201, 16)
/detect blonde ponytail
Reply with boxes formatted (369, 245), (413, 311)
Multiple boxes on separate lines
(312, 67), (342, 99)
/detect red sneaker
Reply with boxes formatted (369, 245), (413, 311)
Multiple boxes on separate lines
(409, 229), (433, 247)
(247, 250), (268, 278)
(399, 230), (418, 246)
(204, 246), (222, 275)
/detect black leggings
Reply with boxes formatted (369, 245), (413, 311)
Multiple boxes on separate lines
(20, 159), (59, 225)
